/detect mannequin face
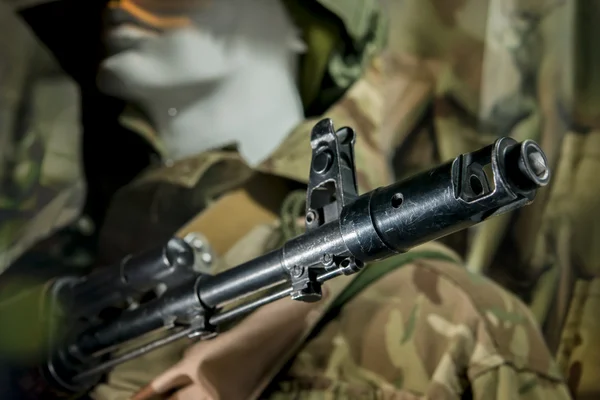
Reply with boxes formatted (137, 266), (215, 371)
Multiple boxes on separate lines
(99, 0), (302, 100)
(97, 0), (306, 165)
(98, 1), (235, 100)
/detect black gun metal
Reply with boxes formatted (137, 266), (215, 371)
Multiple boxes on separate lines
(40, 118), (550, 395)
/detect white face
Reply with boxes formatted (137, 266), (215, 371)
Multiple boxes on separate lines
(97, 0), (306, 165)
(99, 6), (230, 99)
(98, 0), (301, 102)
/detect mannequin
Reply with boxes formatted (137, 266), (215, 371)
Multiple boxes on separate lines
(98, 0), (305, 166)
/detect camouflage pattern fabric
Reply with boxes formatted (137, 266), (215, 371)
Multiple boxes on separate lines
(377, 1), (600, 399)
(381, 0), (571, 298)
(263, 258), (569, 400)
(0, 1), (84, 274)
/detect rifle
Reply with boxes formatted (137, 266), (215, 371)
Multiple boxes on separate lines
(11, 118), (551, 397)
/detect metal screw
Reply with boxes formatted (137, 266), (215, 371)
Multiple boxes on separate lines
(201, 252), (213, 265)
(322, 253), (333, 266)
(184, 233), (204, 251)
(291, 265), (304, 278)
(306, 210), (317, 224)
(192, 238), (204, 251)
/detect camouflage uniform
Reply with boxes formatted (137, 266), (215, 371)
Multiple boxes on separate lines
(85, 1), (572, 399)
(0, 0), (85, 275)
(375, 1), (600, 399)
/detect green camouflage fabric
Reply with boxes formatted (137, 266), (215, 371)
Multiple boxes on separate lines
(0, 0), (84, 274)
(374, 1), (600, 399)
(264, 257), (568, 399)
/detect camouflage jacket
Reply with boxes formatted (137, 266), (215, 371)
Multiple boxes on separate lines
(376, 1), (599, 399)
(0, 0), (85, 274)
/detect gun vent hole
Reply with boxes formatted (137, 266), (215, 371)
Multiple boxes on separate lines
(482, 163), (495, 190)
(469, 175), (484, 196)
(391, 193), (404, 208)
